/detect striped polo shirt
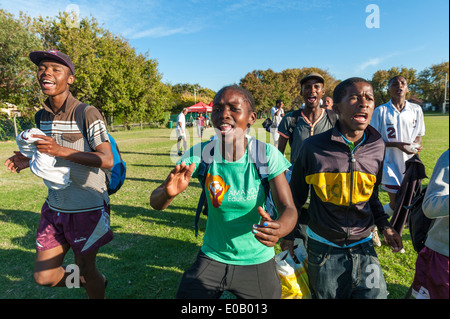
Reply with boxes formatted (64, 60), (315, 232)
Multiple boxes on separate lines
(37, 93), (110, 213)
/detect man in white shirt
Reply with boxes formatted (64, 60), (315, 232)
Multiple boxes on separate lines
(177, 108), (188, 156)
(370, 75), (425, 215)
(270, 99), (284, 148)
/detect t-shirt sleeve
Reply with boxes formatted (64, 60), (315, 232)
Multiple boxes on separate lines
(277, 113), (291, 138)
(266, 143), (291, 180)
(84, 106), (109, 150)
(417, 107), (425, 137)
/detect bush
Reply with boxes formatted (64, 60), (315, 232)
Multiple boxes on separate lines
(0, 114), (35, 141)
(0, 113), (16, 141)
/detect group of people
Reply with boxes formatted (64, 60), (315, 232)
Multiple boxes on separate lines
(4, 49), (448, 300)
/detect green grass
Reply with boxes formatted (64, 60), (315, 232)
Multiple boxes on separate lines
(0, 115), (448, 299)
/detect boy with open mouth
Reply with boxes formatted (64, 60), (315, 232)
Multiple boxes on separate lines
(289, 77), (403, 299)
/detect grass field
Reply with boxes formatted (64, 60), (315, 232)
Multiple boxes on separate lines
(0, 115), (448, 299)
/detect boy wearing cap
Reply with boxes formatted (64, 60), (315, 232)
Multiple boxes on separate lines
(278, 73), (337, 251)
(278, 72), (337, 165)
(4, 50), (114, 299)
(289, 78), (402, 298)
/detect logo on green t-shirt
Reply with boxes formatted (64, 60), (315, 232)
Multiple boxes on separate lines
(205, 174), (230, 208)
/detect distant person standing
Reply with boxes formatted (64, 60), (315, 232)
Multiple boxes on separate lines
(177, 108), (188, 156)
(323, 96), (333, 110)
(370, 75), (425, 216)
(196, 113), (205, 138)
(270, 99), (284, 148)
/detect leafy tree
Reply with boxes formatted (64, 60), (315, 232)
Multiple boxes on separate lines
(417, 62), (449, 107)
(0, 10), (42, 115)
(30, 12), (170, 127)
(169, 83), (215, 113)
(370, 67), (417, 106)
(240, 67), (338, 113)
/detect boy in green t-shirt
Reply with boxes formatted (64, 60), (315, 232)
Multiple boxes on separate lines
(151, 85), (297, 299)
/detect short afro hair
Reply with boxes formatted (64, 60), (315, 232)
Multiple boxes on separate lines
(213, 85), (256, 112)
(387, 75), (407, 87)
(333, 77), (372, 104)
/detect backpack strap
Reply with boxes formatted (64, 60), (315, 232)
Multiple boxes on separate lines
(287, 109), (302, 137)
(34, 109), (45, 129)
(248, 137), (277, 218)
(325, 109), (338, 126)
(74, 103), (89, 139)
(74, 103), (99, 152)
(194, 139), (216, 237)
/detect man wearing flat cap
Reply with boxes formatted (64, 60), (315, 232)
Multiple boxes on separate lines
(4, 49), (114, 298)
(277, 72), (338, 254)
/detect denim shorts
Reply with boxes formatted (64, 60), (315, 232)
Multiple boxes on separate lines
(176, 250), (281, 299)
(306, 238), (387, 299)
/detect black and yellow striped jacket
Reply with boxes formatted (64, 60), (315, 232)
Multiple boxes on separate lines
(290, 122), (391, 247)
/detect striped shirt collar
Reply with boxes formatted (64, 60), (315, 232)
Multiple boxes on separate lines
(42, 92), (78, 116)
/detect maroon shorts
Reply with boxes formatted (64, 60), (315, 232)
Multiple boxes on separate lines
(412, 246), (449, 299)
(36, 202), (113, 255)
(381, 184), (401, 193)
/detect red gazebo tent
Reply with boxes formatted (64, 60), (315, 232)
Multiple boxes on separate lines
(186, 101), (213, 113)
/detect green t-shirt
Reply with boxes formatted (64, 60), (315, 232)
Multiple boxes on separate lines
(178, 137), (291, 265)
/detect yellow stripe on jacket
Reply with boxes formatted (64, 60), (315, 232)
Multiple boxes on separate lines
(306, 172), (377, 206)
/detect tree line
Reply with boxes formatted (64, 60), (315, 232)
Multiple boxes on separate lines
(1, 9), (448, 132)
(240, 64), (449, 114)
(0, 9), (213, 128)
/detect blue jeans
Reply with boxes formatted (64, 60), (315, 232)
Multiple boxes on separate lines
(307, 238), (388, 299)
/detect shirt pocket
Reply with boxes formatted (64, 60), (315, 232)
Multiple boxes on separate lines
(61, 132), (83, 143)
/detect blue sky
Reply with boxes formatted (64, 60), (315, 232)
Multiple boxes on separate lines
(2, 0), (449, 91)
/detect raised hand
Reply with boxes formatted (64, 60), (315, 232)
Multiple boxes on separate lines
(150, 162), (196, 210)
(164, 162), (196, 197)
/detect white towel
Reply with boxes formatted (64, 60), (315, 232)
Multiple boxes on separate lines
(16, 128), (71, 190)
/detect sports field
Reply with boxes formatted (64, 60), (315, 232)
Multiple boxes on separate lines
(0, 115), (448, 299)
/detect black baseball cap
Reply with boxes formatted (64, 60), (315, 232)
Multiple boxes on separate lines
(300, 72), (324, 86)
(29, 49), (75, 75)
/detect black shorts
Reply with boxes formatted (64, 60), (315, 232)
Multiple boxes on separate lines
(176, 251), (281, 299)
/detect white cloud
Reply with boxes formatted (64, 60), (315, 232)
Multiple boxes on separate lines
(355, 57), (384, 72)
(354, 46), (428, 74)
(130, 26), (199, 39)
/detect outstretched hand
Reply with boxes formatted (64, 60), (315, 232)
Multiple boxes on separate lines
(252, 206), (281, 247)
(4, 151), (30, 173)
(164, 162), (196, 197)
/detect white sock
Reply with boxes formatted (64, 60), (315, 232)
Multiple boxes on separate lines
(383, 203), (394, 217)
